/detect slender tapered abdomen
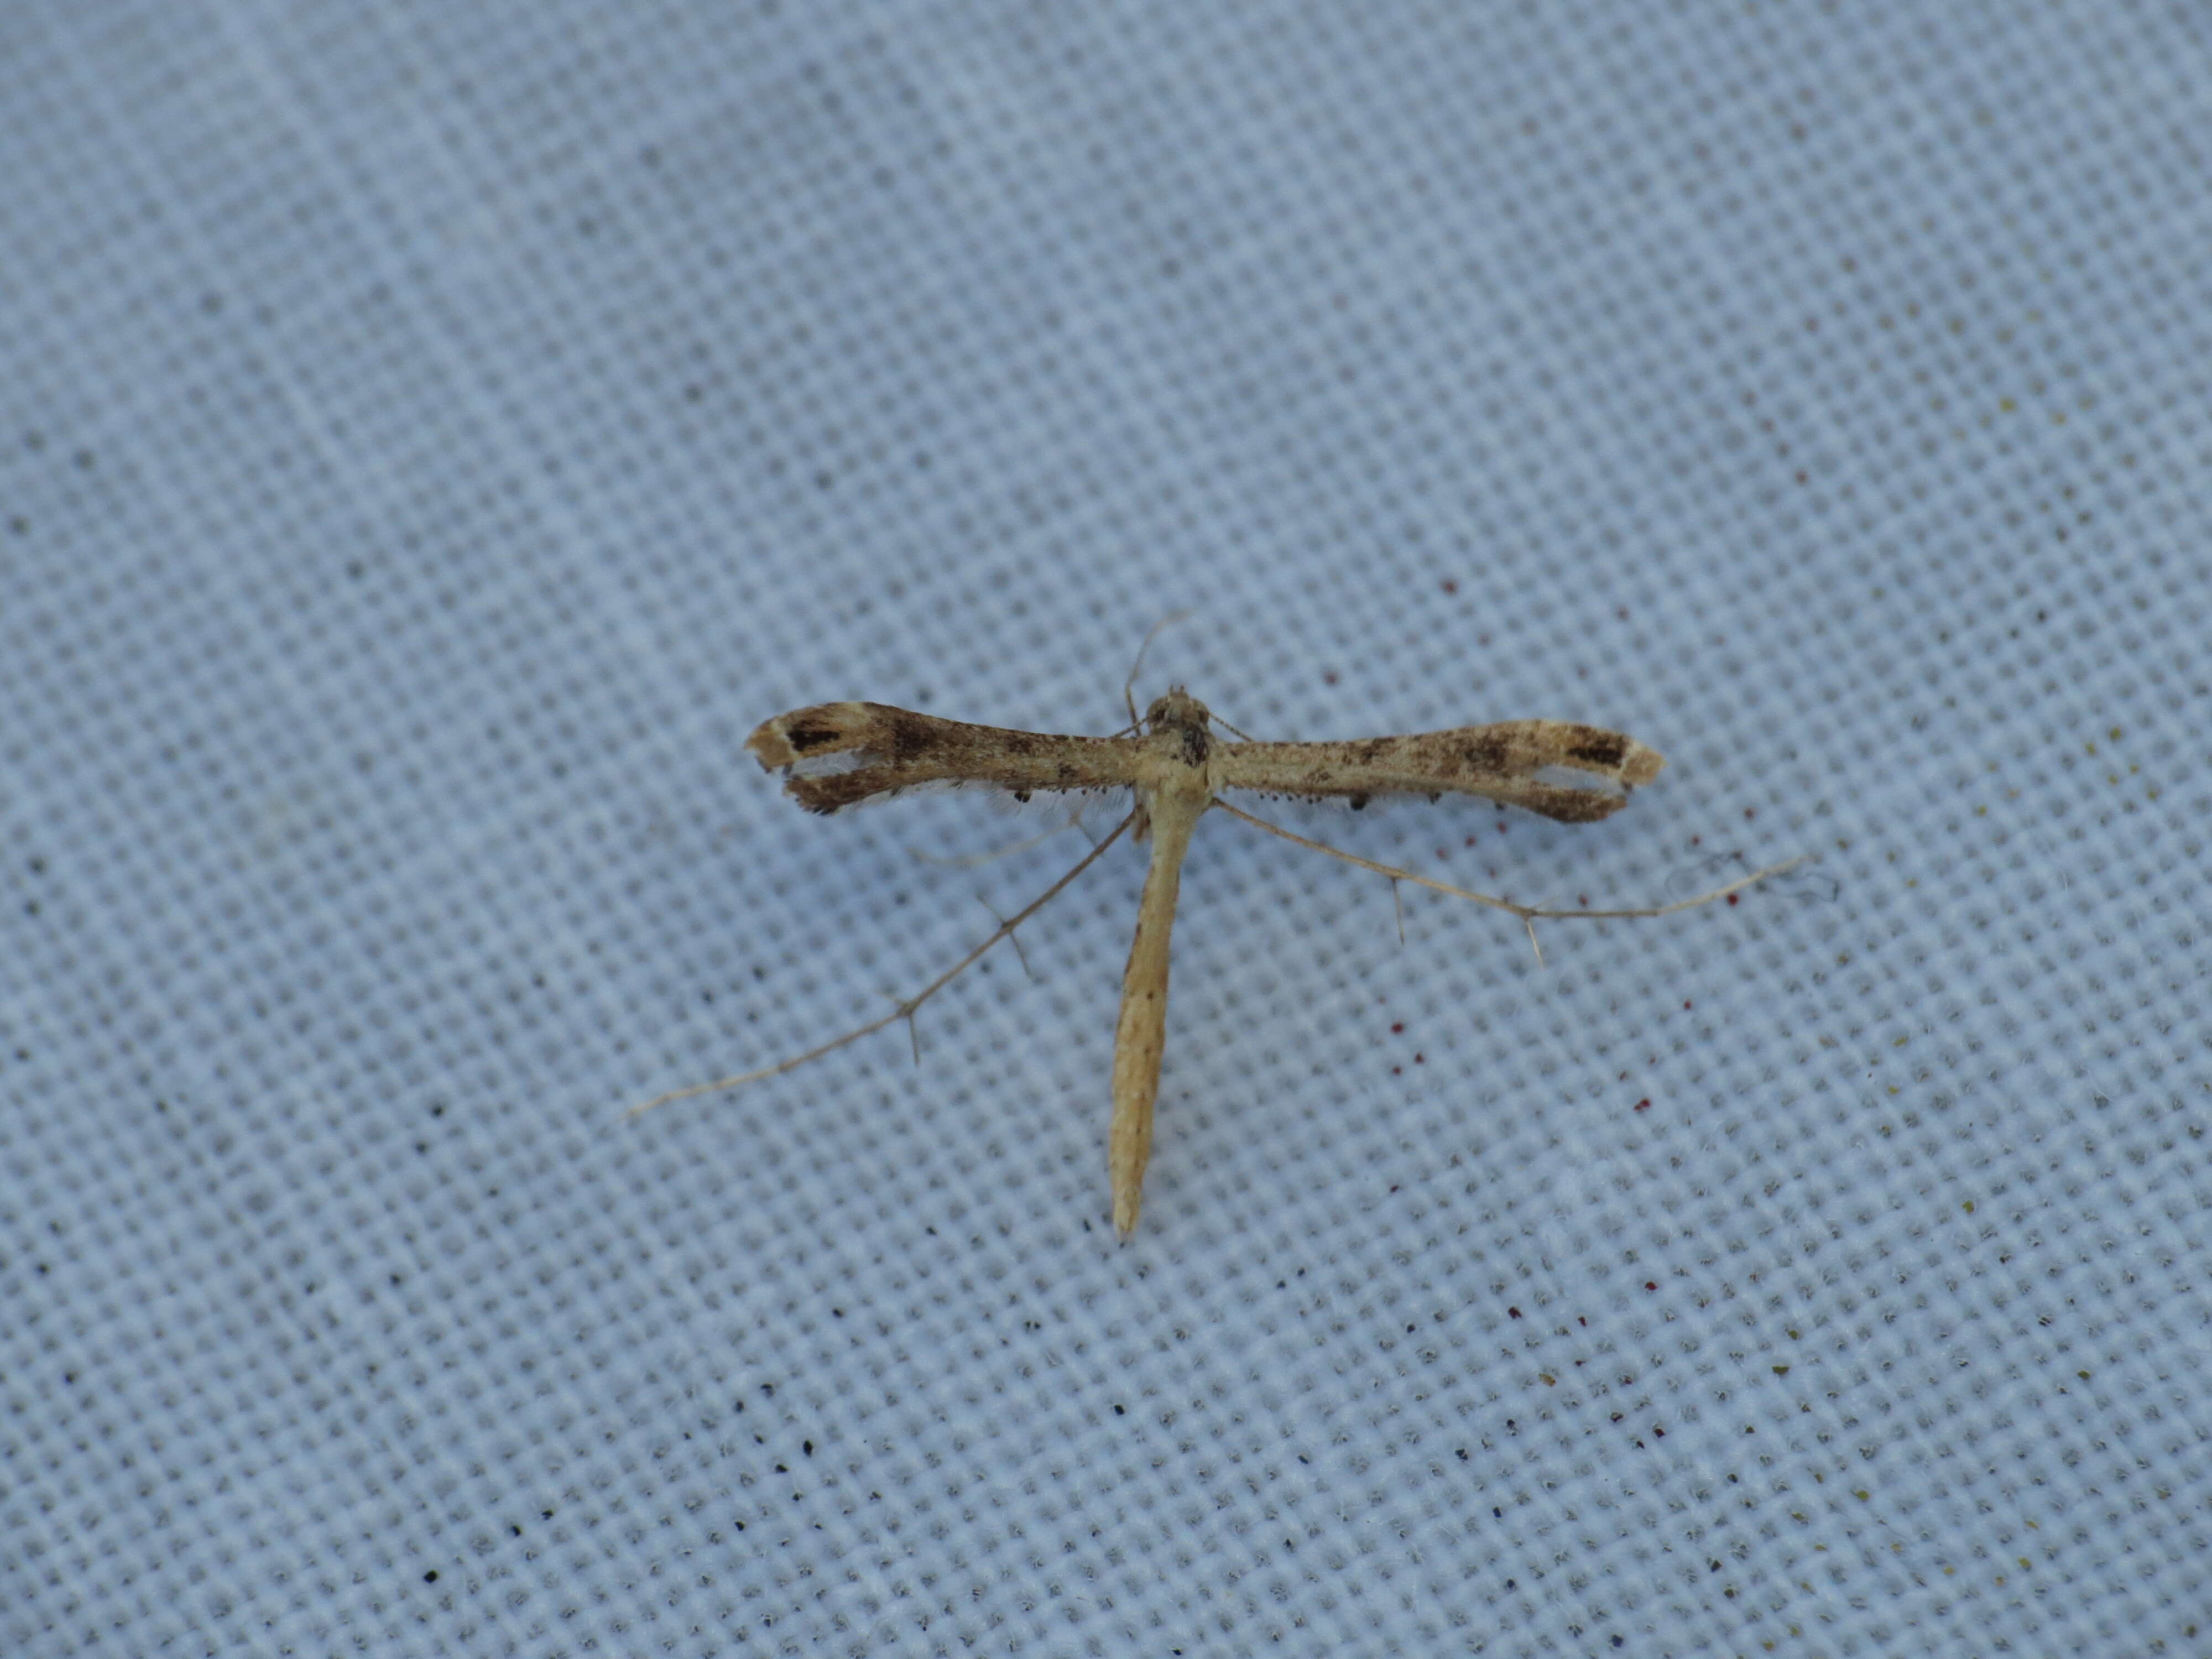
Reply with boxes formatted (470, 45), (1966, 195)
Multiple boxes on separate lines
(1108, 782), (1206, 1239)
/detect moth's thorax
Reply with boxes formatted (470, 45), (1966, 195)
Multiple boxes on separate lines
(1129, 687), (1217, 837)
(1139, 688), (1214, 770)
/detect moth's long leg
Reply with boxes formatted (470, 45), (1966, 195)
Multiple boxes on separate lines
(911, 805), (1088, 870)
(1108, 786), (1207, 1239)
(629, 812), (1136, 1117)
(1214, 800), (1808, 963)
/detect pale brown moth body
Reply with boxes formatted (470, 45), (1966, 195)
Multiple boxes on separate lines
(643, 687), (1798, 1238)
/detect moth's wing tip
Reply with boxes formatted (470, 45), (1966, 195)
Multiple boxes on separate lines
(1522, 784), (1634, 823)
(745, 720), (798, 770)
(745, 702), (875, 771)
(1621, 741), (1665, 786)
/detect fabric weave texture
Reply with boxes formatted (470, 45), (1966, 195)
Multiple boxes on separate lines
(4, 4), (2206, 1655)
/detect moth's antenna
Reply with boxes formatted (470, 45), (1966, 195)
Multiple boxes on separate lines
(1123, 611), (1193, 727)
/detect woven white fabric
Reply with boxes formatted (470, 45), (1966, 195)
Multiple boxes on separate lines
(5, 4), (2206, 1654)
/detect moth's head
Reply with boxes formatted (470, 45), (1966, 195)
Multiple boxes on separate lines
(1142, 686), (1211, 733)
